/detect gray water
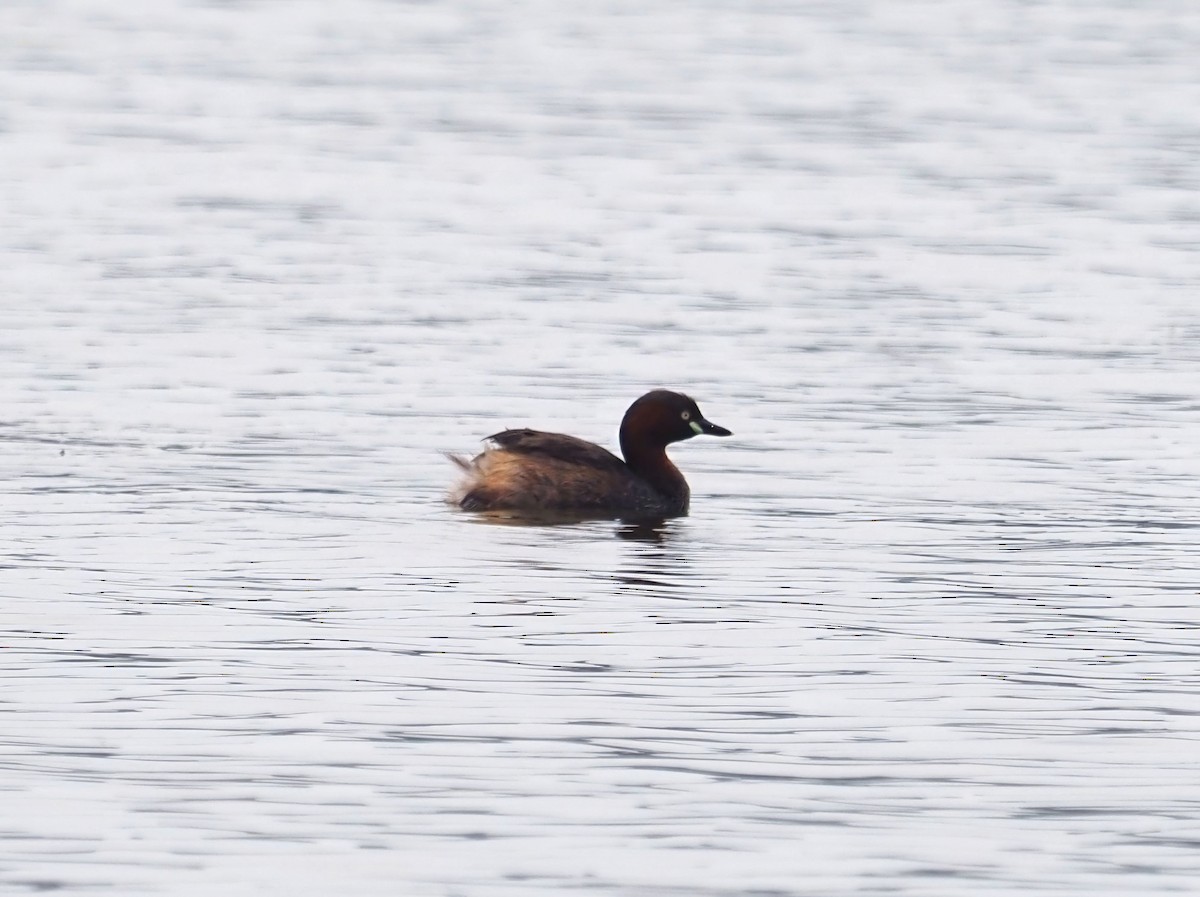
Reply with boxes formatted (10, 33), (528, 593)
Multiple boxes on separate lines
(3, 1), (1200, 894)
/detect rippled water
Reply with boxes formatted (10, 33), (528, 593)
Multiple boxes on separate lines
(4, 1), (1200, 894)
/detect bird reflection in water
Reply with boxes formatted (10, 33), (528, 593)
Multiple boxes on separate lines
(457, 509), (692, 597)
(613, 517), (695, 600)
(615, 516), (670, 543)
(462, 509), (673, 542)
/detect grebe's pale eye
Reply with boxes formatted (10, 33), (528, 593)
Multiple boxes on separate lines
(680, 410), (691, 420)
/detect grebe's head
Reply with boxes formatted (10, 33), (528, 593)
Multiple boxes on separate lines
(620, 390), (732, 450)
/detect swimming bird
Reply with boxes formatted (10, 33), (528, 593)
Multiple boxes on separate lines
(449, 390), (731, 517)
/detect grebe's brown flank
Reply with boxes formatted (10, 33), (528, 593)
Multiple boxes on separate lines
(448, 390), (731, 517)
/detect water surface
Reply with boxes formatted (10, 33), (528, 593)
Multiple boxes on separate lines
(3, 1), (1200, 894)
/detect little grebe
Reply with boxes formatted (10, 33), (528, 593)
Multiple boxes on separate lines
(449, 390), (731, 517)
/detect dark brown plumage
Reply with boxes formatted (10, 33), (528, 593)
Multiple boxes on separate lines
(448, 390), (731, 517)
